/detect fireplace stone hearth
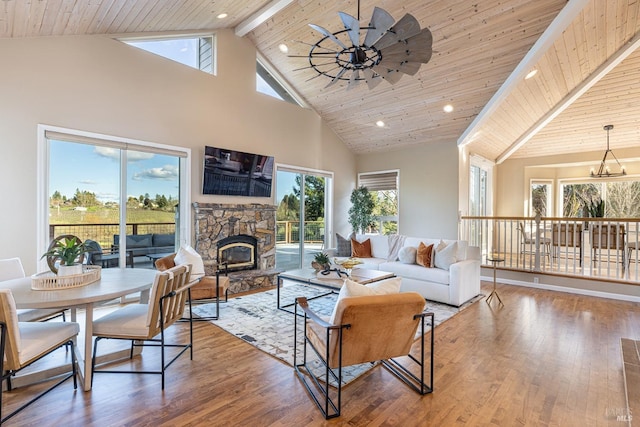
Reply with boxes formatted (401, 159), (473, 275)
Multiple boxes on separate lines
(193, 203), (280, 293)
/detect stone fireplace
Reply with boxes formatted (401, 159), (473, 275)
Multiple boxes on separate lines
(193, 203), (279, 293)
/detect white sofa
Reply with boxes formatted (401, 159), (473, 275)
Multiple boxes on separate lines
(329, 234), (481, 306)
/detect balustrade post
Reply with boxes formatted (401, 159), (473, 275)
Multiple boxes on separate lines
(534, 214), (542, 272)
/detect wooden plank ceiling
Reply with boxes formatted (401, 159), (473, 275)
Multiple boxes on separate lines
(1, 0), (639, 162)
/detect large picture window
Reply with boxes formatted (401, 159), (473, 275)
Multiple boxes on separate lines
(559, 179), (640, 218)
(37, 125), (191, 270)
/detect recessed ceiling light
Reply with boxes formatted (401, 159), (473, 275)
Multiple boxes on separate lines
(376, 120), (385, 127)
(525, 69), (538, 79)
(217, 13), (228, 19)
(278, 44), (289, 53)
(443, 104), (454, 113)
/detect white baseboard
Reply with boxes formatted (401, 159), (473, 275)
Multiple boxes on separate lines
(481, 274), (640, 303)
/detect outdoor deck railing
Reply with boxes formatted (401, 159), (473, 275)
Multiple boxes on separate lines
(49, 222), (176, 249)
(276, 221), (324, 244)
(460, 216), (640, 283)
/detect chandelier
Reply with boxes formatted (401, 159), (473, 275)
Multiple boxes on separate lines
(295, 0), (433, 90)
(590, 125), (626, 178)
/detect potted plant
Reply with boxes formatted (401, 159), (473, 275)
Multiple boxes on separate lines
(312, 251), (331, 271)
(348, 186), (376, 234)
(42, 235), (87, 276)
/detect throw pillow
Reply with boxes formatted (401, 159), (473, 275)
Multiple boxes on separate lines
(174, 245), (205, 279)
(336, 233), (352, 257)
(416, 242), (434, 267)
(433, 240), (448, 267)
(366, 276), (402, 294)
(329, 277), (401, 324)
(435, 241), (458, 270)
(351, 238), (372, 258)
(398, 246), (417, 264)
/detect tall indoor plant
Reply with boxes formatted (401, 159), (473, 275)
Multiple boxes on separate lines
(348, 186), (375, 234)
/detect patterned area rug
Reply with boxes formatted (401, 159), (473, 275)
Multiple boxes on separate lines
(192, 284), (482, 386)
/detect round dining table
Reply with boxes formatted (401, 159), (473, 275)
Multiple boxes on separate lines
(1, 267), (157, 391)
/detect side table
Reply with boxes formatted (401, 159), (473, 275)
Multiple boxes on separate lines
(486, 257), (504, 306)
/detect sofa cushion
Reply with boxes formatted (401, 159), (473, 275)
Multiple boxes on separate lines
(416, 242), (434, 267)
(336, 233), (352, 257)
(404, 237), (467, 261)
(126, 234), (153, 249)
(355, 234), (389, 259)
(398, 246), (417, 264)
(153, 233), (175, 247)
(351, 238), (372, 257)
(329, 277), (401, 324)
(435, 241), (458, 270)
(379, 261), (450, 285)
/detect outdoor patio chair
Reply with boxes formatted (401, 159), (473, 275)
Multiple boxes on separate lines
(0, 258), (67, 323)
(0, 289), (79, 424)
(84, 240), (133, 268)
(155, 252), (229, 321)
(293, 292), (434, 419)
(91, 264), (193, 390)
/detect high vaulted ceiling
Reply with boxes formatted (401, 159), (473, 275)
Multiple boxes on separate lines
(2, 0), (639, 163)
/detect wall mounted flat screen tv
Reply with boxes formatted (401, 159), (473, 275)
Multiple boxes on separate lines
(203, 146), (274, 197)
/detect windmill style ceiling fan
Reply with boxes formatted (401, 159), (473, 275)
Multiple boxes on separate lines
(292, 0), (433, 90)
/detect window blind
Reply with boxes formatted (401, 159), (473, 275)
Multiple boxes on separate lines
(359, 170), (398, 191)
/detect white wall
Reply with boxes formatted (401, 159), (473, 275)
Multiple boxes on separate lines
(497, 147), (640, 216)
(356, 141), (459, 238)
(0, 31), (355, 273)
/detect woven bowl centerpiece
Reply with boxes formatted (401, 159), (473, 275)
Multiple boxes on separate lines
(334, 258), (363, 276)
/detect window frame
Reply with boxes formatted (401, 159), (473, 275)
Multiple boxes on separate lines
(119, 33), (216, 75)
(529, 179), (553, 217)
(256, 54), (306, 107)
(358, 169), (399, 235)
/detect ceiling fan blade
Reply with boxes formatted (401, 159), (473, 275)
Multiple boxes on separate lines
(372, 65), (404, 84)
(347, 69), (361, 90)
(364, 7), (395, 47)
(379, 28), (433, 63)
(338, 12), (360, 47)
(382, 71), (403, 84)
(324, 67), (348, 88)
(377, 60), (422, 76)
(362, 68), (383, 89)
(309, 23), (348, 50)
(398, 61), (422, 75)
(373, 13), (422, 51)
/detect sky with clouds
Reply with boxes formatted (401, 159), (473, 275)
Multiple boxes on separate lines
(50, 140), (179, 203)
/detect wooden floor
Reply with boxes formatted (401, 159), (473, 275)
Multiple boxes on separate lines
(4, 281), (640, 426)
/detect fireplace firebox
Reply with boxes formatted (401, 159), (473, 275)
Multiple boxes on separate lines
(217, 234), (258, 272)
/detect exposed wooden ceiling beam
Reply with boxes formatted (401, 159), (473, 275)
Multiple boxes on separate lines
(496, 30), (640, 164)
(457, 0), (590, 148)
(235, 0), (295, 37)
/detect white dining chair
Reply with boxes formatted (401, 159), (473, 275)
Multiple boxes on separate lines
(0, 289), (79, 424)
(91, 264), (193, 389)
(0, 258), (68, 322)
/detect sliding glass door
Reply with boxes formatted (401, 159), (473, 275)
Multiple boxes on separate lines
(39, 126), (189, 270)
(275, 167), (331, 270)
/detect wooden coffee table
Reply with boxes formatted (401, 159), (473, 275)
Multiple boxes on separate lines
(277, 267), (395, 314)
